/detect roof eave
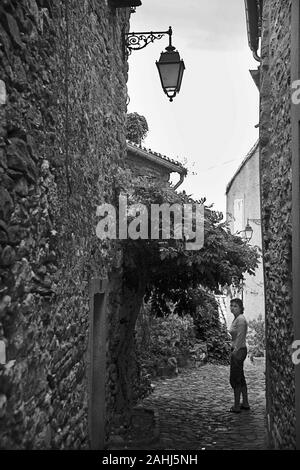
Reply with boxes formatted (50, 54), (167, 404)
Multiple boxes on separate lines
(225, 140), (259, 195)
(126, 142), (187, 175)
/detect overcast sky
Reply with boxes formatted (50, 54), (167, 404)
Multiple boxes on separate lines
(127, 0), (259, 216)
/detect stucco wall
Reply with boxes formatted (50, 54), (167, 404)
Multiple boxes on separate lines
(0, 0), (130, 449)
(226, 145), (265, 325)
(260, 0), (295, 449)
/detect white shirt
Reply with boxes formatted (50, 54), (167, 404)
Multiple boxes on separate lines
(229, 314), (248, 352)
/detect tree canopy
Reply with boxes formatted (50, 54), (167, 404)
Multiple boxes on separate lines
(126, 112), (149, 145)
(115, 173), (260, 297)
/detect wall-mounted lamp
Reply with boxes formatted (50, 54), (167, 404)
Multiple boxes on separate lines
(247, 218), (261, 225)
(124, 26), (185, 102)
(237, 218), (260, 242)
(237, 227), (252, 242)
(244, 220), (254, 242)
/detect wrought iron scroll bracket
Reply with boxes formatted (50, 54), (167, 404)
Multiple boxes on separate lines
(124, 26), (173, 55)
(248, 218), (261, 225)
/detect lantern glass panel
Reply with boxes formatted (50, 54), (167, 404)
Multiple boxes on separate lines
(245, 225), (253, 241)
(158, 62), (181, 90)
(177, 61), (185, 91)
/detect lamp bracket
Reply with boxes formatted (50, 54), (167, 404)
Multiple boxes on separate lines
(248, 218), (261, 225)
(124, 26), (173, 54)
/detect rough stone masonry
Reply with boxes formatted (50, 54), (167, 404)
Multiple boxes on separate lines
(0, 0), (131, 449)
(259, 0), (295, 449)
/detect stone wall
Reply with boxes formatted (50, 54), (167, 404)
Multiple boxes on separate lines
(260, 0), (295, 449)
(0, 0), (130, 449)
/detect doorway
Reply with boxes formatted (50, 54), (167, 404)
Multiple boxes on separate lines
(88, 278), (108, 450)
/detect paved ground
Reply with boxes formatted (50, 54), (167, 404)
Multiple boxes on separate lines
(120, 357), (267, 450)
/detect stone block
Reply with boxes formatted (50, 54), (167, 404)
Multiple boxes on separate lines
(0, 339), (6, 364)
(1, 12), (23, 48)
(0, 187), (14, 221)
(0, 394), (7, 418)
(0, 80), (6, 105)
(0, 245), (15, 267)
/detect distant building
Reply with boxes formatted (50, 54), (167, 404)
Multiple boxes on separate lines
(225, 141), (265, 325)
(126, 141), (187, 189)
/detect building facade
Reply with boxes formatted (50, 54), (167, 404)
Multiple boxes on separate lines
(225, 141), (265, 326)
(126, 141), (187, 188)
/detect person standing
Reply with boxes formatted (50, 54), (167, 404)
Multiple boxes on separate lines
(228, 298), (250, 413)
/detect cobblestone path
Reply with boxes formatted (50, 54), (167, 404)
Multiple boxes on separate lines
(125, 358), (267, 450)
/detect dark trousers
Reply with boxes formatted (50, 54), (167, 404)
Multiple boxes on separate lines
(230, 347), (247, 389)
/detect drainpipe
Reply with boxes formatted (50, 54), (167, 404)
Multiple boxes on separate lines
(173, 171), (186, 190)
(244, 0), (262, 62)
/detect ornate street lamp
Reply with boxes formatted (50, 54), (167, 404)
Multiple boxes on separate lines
(236, 219), (254, 242)
(244, 220), (254, 242)
(156, 31), (185, 102)
(124, 26), (185, 102)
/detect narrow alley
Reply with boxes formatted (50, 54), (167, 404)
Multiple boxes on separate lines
(113, 358), (266, 450)
(1, 0), (299, 452)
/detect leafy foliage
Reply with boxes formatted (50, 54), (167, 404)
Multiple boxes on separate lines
(135, 302), (197, 377)
(169, 286), (231, 364)
(126, 112), (149, 145)
(115, 176), (260, 296)
(248, 314), (265, 357)
(113, 173), (259, 384)
(136, 287), (231, 376)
